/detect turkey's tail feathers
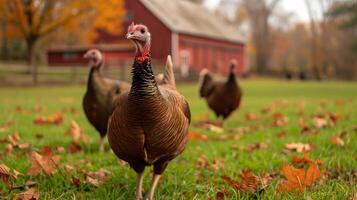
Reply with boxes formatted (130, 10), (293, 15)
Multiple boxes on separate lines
(159, 55), (176, 88)
(198, 68), (214, 97)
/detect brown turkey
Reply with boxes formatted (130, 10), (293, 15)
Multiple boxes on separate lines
(199, 61), (242, 120)
(108, 23), (191, 200)
(83, 49), (130, 152)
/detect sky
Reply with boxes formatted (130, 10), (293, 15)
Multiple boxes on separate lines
(204, 0), (323, 22)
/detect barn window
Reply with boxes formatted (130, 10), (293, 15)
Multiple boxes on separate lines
(180, 50), (190, 77)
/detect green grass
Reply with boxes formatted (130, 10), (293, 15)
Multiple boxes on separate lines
(0, 79), (356, 199)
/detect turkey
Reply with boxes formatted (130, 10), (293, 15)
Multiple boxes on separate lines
(199, 61), (242, 120)
(83, 49), (130, 152)
(108, 23), (191, 200)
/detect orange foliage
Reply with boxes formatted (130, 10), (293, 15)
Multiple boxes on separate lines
(279, 163), (320, 192)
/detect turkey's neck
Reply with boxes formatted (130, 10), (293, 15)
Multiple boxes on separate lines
(87, 65), (104, 94)
(227, 69), (237, 86)
(129, 52), (160, 99)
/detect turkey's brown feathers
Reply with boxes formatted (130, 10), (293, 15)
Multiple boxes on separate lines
(83, 68), (130, 138)
(199, 69), (242, 119)
(108, 55), (190, 175)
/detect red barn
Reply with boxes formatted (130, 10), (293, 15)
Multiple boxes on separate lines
(47, 0), (246, 75)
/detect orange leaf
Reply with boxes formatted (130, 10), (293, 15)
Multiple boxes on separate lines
(279, 163), (320, 192)
(27, 147), (61, 176)
(188, 131), (208, 141)
(330, 135), (344, 146)
(64, 121), (89, 144)
(14, 188), (39, 200)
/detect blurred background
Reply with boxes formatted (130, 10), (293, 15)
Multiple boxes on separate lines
(0, 0), (356, 85)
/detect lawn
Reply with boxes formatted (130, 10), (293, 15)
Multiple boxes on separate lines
(0, 79), (356, 200)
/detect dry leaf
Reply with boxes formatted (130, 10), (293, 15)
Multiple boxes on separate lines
(67, 142), (82, 153)
(246, 143), (268, 152)
(272, 112), (288, 127)
(27, 147), (61, 176)
(188, 131), (208, 141)
(291, 153), (313, 165)
(0, 120), (15, 132)
(222, 170), (273, 193)
(64, 165), (75, 173)
(285, 143), (311, 153)
(216, 188), (227, 200)
(245, 112), (259, 121)
(64, 121), (89, 144)
(14, 188), (39, 200)
(72, 176), (80, 187)
(330, 135), (344, 146)
(313, 116), (327, 129)
(0, 164), (11, 182)
(34, 112), (63, 125)
(83, 169), (111, 187)
(0, 164), (21, 182)
(278, 163), (320, 192)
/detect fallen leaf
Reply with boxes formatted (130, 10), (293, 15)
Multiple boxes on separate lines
(246, 143), (268, 152)
(193, 120), (223, 133)
(0, 164), (11, 182)
(7, 132), (21, 145)
(14, 188), (39, 200)
(64, 121), (89, 144)
(83, 169), (111, 187)
(27, 147), (61, 176)
(284, 143), (311, 153)
(291, 153), (312, 164)
(216, 188), (227, 200)
(211, 158), (225, 171)
(215, 134), (240, 141)
(278, 162), (320, 192)
(272, 112), (288, 127)
(0, 164), (21, 182)
(67, 142), (82, 153)
(313, 116), (327, 129)
(72, 176), (80, 187)
(222, 170), (273, 193)
(330, 135), (344, 146)
(245, 112), (259, 121)
(34, 112), (63, 125)
(64, 165), (75, 173)
(188, 131), (208, 141)
(0, 120), (15, 132)
(196, 155), (224, 171)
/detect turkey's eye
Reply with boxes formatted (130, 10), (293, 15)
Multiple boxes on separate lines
(140, 29), (145, 34)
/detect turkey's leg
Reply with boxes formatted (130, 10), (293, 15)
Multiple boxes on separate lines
(144, 174), (161, 200)
(136, 172), (145, 200)
(99, 137), (105, 153)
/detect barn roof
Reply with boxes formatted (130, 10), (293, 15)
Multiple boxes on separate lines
(139, 0), (246, 44)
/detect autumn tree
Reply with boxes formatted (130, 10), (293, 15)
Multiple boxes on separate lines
(329, 0), (357, 52)
(220, 0), (282, 74)
(1, 0), (125, 84)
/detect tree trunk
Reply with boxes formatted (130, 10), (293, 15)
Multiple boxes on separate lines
(0, 20), (8, 60)
(26, 38), (38, 85)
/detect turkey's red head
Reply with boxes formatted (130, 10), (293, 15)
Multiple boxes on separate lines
(126, 22), (151, 63)
(84, 49), (103, 68)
